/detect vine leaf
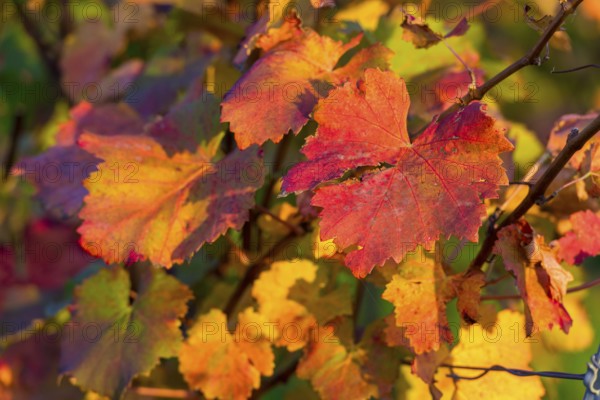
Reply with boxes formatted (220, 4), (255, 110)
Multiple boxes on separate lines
(179, 308), (274, 400)
(493, 219), (573, 335)
(250, 259), (319, 350)
(401, 15), (469, 49)
(77, 134), (264, 267)
(13, 102), (145, 216)
(221, 30), (392, 149)
(556, 210), (600, 264)
(406, 309), (545, 400)
(382, 255), (483, 354)
(283, 68), (513, 277)
(59, 265), (192, 398)
(448, 309), (546, 399)
(382, 258), (456, 354)
(542, 294), (594, 352)
(296, 326), (378, 400)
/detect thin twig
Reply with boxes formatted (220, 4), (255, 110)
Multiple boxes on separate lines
(508, 181), (535, 187)
(414, 0), (585, 136)
(552, 64), (600, 74)
(537, 171), (599, 206)
(482, 276), (600, 301)
(400, 359), (585, 381)
(443, 364), (585, 381)
(468, 112), (600, 274)
(484, 271), (510, 287)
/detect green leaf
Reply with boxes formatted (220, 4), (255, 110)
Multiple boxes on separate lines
(59, 265), (193, 398)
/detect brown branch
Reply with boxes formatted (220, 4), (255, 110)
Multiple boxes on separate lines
(552, 64), (600, 74)
(482, 276), (600, 301)
(400, 359), (585, 381)
(469, 113), (600, 274)
(415, 0), (584, 135)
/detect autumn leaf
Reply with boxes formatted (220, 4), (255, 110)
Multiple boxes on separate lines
(409, 67), (485, 118)
(283, 68), (513, 277)
(443, 309), (545, 399)
(233, 0), (333, 66)
(401, 15), (469, 49)
(456, 270), (486, 323)
(493, 219), (573, 335)
(358, 321), (403, 399)
(583, 0), (600, 22)
(541, 293), (594, 352)
(382, 257), (456, 354)
(60, 20), (123, 102)
(14, 101), (145, 216)
(77, 134), (264, 267)
(400, 309), (545, 399)
(296, 326), (378, 400)
(60, 265), (192, 398)
(288, 264), (353, 325)
(179, 308), (274, 400)
(250, 259), (318, 350)
(556, 210), (600, 264)
(221, 30), (392, 149)
(523, 5), (571, 51)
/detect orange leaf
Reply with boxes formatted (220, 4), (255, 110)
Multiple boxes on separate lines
(221, 31), (391, 149)
(493, 219), (573, 334)
(77, 134), (264, 267)
(179, 309), (274, 400)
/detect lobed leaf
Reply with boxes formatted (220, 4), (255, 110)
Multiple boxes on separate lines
(77, 133), (264, 267)
(60, 265), (192, 398)
(221, 30), (391, 149)
(284, 68), (513, 277)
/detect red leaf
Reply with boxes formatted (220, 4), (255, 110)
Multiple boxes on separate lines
(493, 219), (573, 334)
(221, 31), (391, 149)
(556, 210), (600, 264)
(283, 69), (512, 277)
